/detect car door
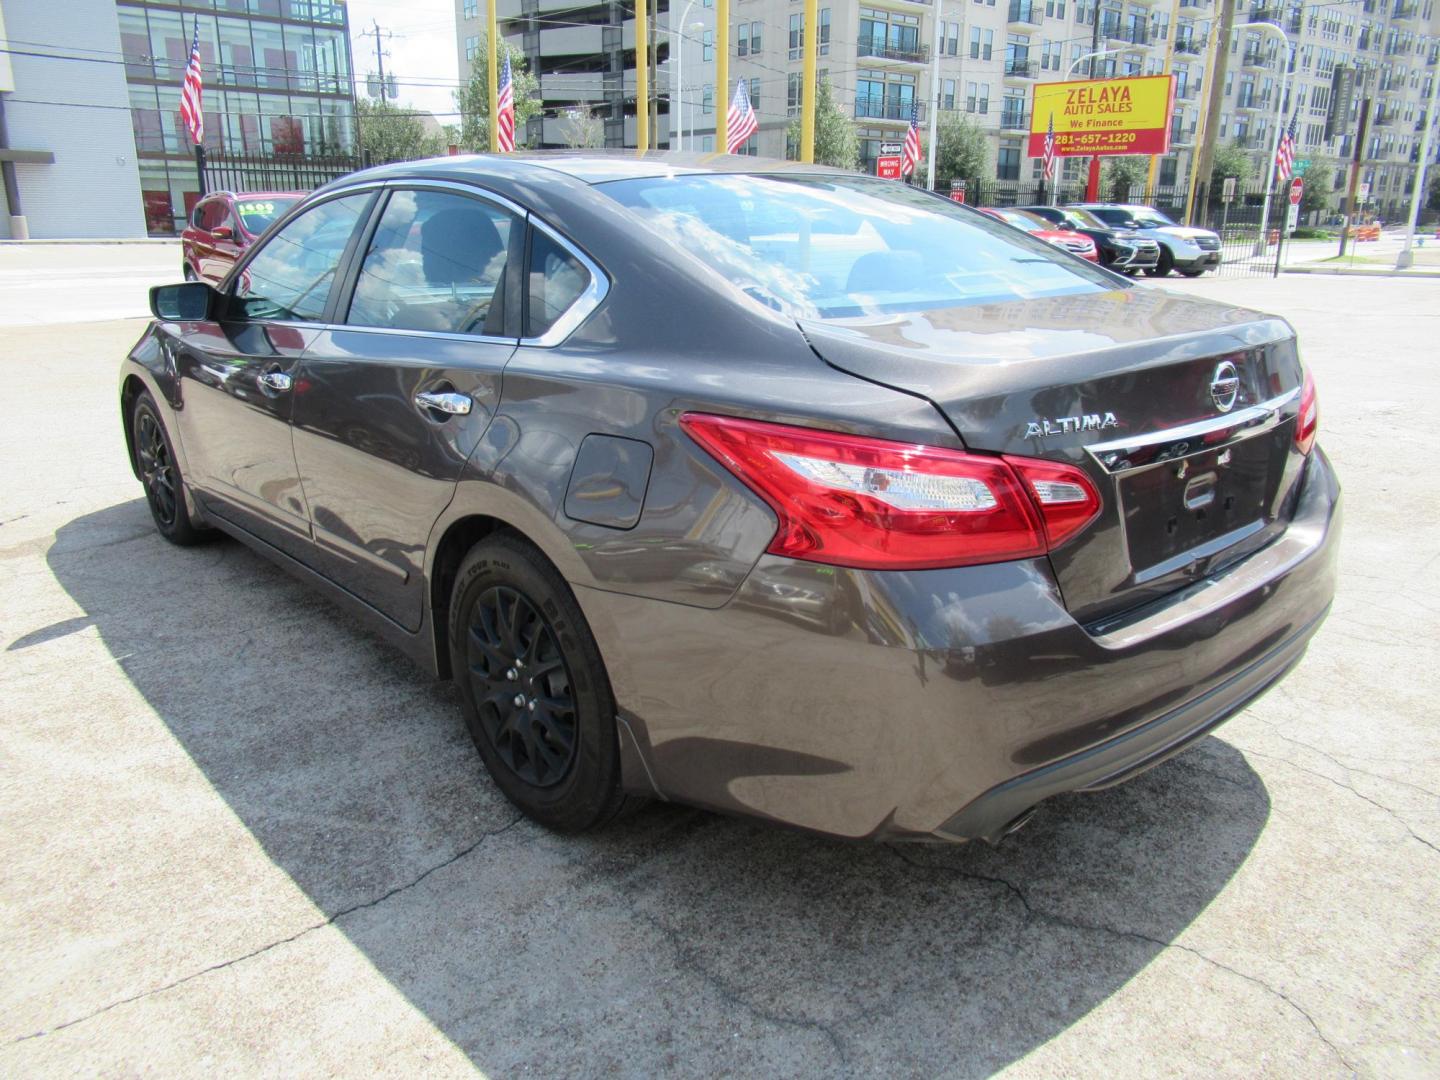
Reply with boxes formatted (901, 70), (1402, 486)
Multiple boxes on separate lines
(290, 183), (522, 630)
(170, 188), (378, 562)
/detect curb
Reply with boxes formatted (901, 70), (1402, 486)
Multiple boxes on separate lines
(1282, 265), (1440, 279)
(0, 238), (180, 246)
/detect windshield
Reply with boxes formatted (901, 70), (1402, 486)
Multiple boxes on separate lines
(600, 174), (1114, 319)
(236, 196), (300, 235)
(1060, 208), (1111, 231)
(1130, 207), (1178, 228)
(991, 209), (1044, 233)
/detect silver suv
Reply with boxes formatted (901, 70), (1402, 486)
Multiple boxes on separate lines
(1073, 203), (1222, 278)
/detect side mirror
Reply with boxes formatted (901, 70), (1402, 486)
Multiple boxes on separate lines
(211, 224), (233, 240)
(150, 281), (217, 322)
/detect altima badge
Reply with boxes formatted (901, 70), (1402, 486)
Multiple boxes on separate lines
(1024, 412), (1119, 439)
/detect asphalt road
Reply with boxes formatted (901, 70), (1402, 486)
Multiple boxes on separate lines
(2, 252), (1437, 1077)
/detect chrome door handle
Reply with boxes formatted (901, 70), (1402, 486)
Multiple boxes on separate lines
(414, 391), (473, 416)
(257, 371), (292, 393)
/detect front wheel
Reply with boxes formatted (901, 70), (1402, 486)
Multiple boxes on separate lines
(1145, 248), (1175, 277)
(1178, 268), (1206, 278)
(449, 534), (642, 832)
(132, 392), (207, 546)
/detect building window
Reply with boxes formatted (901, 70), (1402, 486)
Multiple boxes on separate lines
(751, 21), (763, 54)
(737, 22), (749, 56)
(997, 144), (1021, 180)
(942, 78), (956, 110)
(788, 71), (802, 115)
(703, 84), (713, 114)
(703, 30), (714, 61)
(463, 0), (478, 18)
(749, 77), (761, 113)
(702, 135), (714, 151)
(793, 12), (829, 59)
(970, 27), (994, 60)
(966, 81), (990, 114)
(465, 35), (479, 61)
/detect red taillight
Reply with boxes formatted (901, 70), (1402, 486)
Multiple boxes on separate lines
(679, 413), (1100, 571)
(1295, 369), (1318, 455)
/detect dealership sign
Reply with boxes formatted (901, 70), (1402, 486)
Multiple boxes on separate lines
(1028, 75), (1175, 158)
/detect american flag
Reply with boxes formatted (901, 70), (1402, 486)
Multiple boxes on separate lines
(179, 19), (204, 146)
(1042, 111), (1057, 180)
(899, 101), (922, 178)
(497, 53), (516, 152)
(726, 79), (758, 154)
(1274, 107), (1299, 183)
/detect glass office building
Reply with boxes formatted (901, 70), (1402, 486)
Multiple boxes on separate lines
(117, 0), (356, 234)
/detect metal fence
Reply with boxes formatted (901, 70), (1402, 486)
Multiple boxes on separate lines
(200, 149), (420, 198)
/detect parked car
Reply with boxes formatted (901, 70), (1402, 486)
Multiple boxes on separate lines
(181, 190), (303, 284)
(124, 153), (1338, 844)
(1015, 204), (1161, 274)
(1071, 203), (1223, 277)
(978, 207), (1099, 261)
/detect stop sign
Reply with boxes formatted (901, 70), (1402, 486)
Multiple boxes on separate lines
(1289, 177), (1304, 205)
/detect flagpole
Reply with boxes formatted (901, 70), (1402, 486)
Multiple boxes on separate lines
(924, 2), (941, 190)
(186, 16), (206, 198)
(487, 4), (499, 152)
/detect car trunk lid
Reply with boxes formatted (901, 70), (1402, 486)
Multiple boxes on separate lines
(800, 287), (1308, 624)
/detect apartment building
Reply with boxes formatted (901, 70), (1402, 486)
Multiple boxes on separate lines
(118, 0), (357, 234)
(457, 0), (1438, 210)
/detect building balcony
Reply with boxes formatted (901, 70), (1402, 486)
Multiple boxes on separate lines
(1007, 1), (1043, 26)
(854, 97), (928, 122)
(999, 109), (1030, 129)
(1374, 109), (1397, 126)
(1236, 95), (1271, 111)
(1174, 37), (1205, 55)
(1240, 47), (1273, 68)
(1098, 18), (1125, 39)
(1231, 133), (1262, 148)
(1247, 5), (1283, 23)
(1003, 58), (1039, 79)
(857, 42), (930, 64)
(1176, 84), (1203, 100)
(1392, 1), (1420, 18)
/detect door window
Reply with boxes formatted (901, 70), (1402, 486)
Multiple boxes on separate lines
(345, 189), (516, 336)
(232, 192), (371, 322)
(526, 228), (592, 338)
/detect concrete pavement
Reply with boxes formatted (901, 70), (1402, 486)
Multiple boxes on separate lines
(1, 261), (1437, 1077)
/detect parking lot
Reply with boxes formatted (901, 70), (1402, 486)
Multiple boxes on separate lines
(2, 245), (1437, 1077)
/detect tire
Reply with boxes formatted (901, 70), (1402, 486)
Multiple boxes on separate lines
(1178, 268), (1206, 278)
(1121, 268), (1140, 276)
(1145, 248), (1174, 277)
(132, 392), (207, 546)
(449, 534), (642, 832)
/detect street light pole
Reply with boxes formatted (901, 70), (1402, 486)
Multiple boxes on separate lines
(1249, 23), (1294, 257)
(925, 1), (944, 190)
(1397, 62), (1440, 269)
(671, 0), (699, 151)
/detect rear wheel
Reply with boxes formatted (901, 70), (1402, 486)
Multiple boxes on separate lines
(1145, 248), (1174, 277)
(132, 392), (206, 546)
(1178, 268), (1206, 278)
(449, 534), (641, 832)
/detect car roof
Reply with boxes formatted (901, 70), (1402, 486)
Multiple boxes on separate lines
(341, 150), (856, 188)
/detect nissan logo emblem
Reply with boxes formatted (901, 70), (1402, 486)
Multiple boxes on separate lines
(1210, 360), (1240, 413)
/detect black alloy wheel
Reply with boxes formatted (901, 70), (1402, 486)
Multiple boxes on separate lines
(467, 585), (578, 788)
(449, 535), (643, 831)
(132, 392), (205, 545)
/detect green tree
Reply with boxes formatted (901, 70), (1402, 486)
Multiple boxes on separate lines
(1210, 142), (1255, 190)
(1428, 171), (1440, 220)
(1299, 162), (1335, 215)
(932, 111), (988, 193)
(786, 78), (859, 170)
(454, 37), (542, 152)
(1103, 156), (1147, 201)
(558, 105), (606, 149)
(355, 99), (446, 164)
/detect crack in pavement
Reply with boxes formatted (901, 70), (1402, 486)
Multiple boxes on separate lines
(1242, 747), (1440, 857)
(1244, 716), (1440, 802)
(9, 814), (525, 1046)
(886, 847), (1360, 1077)
(632, 908), (853, 1068)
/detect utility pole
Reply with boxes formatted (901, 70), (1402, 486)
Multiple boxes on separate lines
(1338, 87), (1373, 258)
(649, 0), (659, 147)
(715, 0), (728, 152)
(1145, 0), (1182, 200)
(1397, 61), (1439, 269)
(1084, 0), (1102, 200)
(800, 0), (817, 161)
(1189, 0), (1236, 226)
(359, 20), (392, 101)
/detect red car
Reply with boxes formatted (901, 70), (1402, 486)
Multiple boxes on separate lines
(182, 191), (303, 284)
(979, 207), (1099, 262)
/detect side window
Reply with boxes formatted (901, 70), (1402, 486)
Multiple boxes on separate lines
(346, 189), (515, 336)
(232, 193), (370, 322)
(525, 228), (592, 339)
(202, 200), (230, 232)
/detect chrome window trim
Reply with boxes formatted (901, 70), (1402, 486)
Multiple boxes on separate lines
(520, 215), (611, 349)
(1085, 386), (1300, 475)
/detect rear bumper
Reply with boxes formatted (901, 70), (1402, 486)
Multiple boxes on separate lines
(578, 449), (1341, 842)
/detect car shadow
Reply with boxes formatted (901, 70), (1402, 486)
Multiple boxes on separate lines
(41, 500), (1272, 1075)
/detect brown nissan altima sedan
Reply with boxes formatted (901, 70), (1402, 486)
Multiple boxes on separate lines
(121, 152), (1339, 843)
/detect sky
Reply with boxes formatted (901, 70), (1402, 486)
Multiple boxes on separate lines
(345, 0), (461, 121)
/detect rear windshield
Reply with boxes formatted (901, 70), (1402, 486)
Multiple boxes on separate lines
(236, 196), (300, 235)
(599, 174), (1114, 319)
